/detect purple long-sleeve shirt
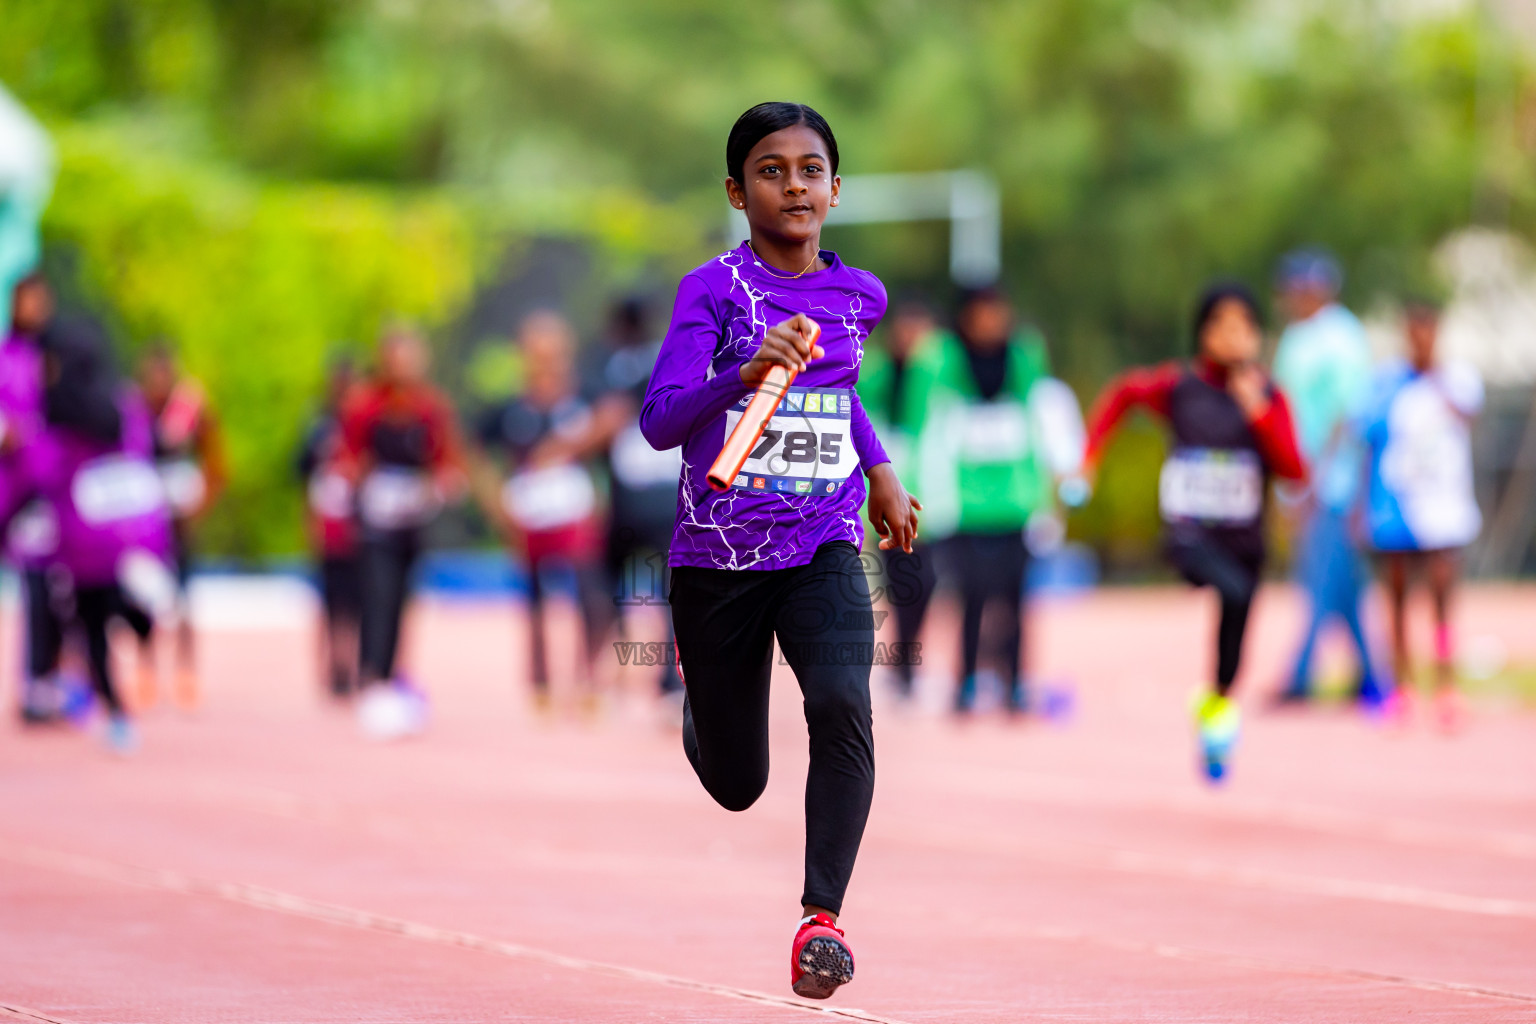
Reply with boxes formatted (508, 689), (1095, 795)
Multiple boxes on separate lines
(24, 388), (173, 587)
(0, 331), (43, 521)
(642, 243), (889, 570)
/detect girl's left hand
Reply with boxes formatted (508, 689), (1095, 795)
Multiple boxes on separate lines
(866, 462), (922, 552)
(1227, 362), (1272, 421)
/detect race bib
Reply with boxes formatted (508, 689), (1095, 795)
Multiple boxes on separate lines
(503, 464), (597, 531)
(308, 470), (354, 521)
(723, 386), (855, 496)
(1159, 448), (1262, 525)
(157, 457), (206, 515)
(73, 455), (168, 526)
(958, 400), (1030, 463)
(611, 422), (682, 489)
(358, 467), (438, 530)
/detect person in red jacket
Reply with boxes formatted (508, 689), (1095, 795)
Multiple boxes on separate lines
(338, 328), (465, 738)
(1085, 282), (1306, 782)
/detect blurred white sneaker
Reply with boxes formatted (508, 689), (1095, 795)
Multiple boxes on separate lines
(358, 682), (427, 741)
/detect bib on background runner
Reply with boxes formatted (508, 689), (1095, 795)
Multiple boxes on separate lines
(307, 470), (354, 521)
(723, 386), (856, 496)
(1159, 447), (1262, 526)
(73, 455), (168, 526)
(611, 422), (682, 489)
(957, 400), (1030, 464)
(358, 466), (438, 531)
(503, 463), (597, 531)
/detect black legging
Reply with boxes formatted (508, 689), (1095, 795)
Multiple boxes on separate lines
(74, 584), (149, 716)
(359, 529), (421, 685)
(1168, 538), (1261, 695)
(24, 568), (63, 680)
(880, 543), (936, 695)
(526, 556), (611, 692)
(943, 532), (1029, 705)
(669, 541), (875, 915)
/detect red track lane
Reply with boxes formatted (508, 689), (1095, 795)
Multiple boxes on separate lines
(2, 583), (1535, 1022)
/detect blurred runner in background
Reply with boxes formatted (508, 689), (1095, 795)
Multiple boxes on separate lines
(1085, 282), (1306, 781)
(340, 328), (465, 739)
(1359, 300), (1483, 731)
(1271, 250), (1383, 706)
(905, 287), (1050, 716)
(297, 354), (361, 701)
(475, 311), (610, 715)
(857, 298), (937, 703)
(138, 345), (228, 711)
(29, 315), (175, 754)
(3, 273), (60, 722)
(588, 297), (684, 700)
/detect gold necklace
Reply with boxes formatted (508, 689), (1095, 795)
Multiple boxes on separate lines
(749, 243), (821, 279)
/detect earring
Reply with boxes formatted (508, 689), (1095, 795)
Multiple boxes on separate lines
(831, 198), (839, 206)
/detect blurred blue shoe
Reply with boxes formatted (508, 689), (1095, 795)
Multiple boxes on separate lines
(953, 675), (977, 715)
(61, 673), (96, 728)
(1004, 680), (1028, 716)
(1357, 673), (1390, 716)
(104, 714), (140, 756)
(1037, 682), (1076, 724)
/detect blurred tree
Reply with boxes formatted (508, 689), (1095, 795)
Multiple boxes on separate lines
(0, 0), (1530, 558)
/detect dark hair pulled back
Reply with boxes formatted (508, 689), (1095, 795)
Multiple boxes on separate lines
(726, 102), (838, 184)
(1192, 281), (1262, 352)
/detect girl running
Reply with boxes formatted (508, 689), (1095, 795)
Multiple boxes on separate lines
(28, 316), (175, 753)
(2, 273), (57, 722)
(339, 328), (466, 738)
(640, 102), (919, 999)
(1085, 283), (1305, 781)
(1359, 301), (1483, 731)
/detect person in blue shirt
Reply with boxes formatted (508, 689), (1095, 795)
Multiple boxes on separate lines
(1270, 249), (1383, 706)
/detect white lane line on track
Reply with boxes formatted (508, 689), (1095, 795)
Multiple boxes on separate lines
(870, 820), (1536, 922)
(0, 1005), (76, 1024)
(916, 770), (1536, 862)
(993, 925), (1536, 1005)
(0, 840), (911, 1024)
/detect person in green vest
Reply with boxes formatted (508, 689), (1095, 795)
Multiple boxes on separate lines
(904, 286), (1051, 715)
(856, 297), (939, 701)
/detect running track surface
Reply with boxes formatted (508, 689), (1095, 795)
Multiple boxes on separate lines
(3, 581), (1535, 1023)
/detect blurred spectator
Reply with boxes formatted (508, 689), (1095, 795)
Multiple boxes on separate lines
(138, 344), (229, 710)
(1271, 250), (1383, 705)
(1359, 301), (1483, 730)
(340, 328), (465, 738)
(4, 272), (59, 722)
(32, 315), (176, 753)
(474, 311), (611, 714)
(588, 297), (684, 698)
(297, 354), (361, 701)
(857, 297), (939, 701)
(905, 287), (1051, 715)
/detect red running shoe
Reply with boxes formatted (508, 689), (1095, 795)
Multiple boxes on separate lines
(791, 913), (854, 999)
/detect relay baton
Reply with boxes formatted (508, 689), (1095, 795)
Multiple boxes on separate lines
(706, 319), (821, 491)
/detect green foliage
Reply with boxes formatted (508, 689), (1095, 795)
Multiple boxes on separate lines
(42, 123), (477, 557)
(3, 0), (1533, 559)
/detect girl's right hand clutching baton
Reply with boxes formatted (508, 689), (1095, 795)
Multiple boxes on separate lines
(739, 314), (825, 385)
